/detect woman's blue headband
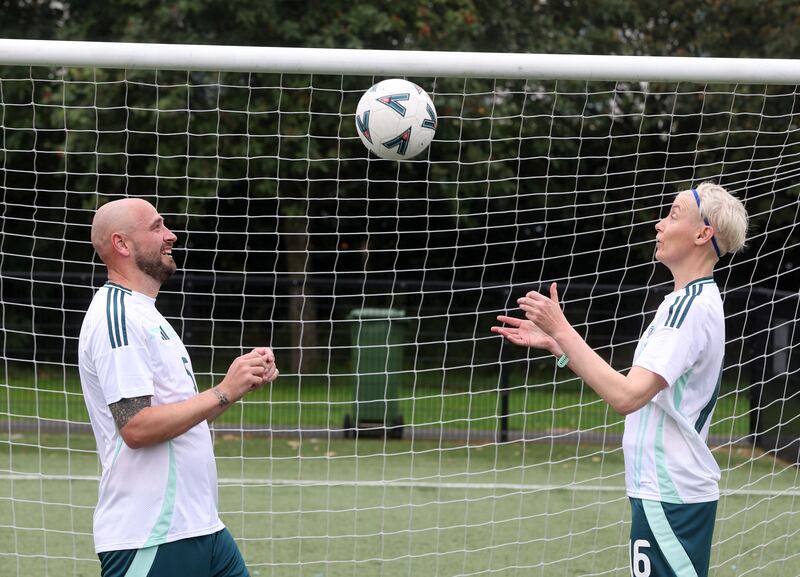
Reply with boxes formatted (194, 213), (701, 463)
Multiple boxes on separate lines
(691, 188), (722, 258)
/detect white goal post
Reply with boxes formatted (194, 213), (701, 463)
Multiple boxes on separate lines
(0, 39), (798, 577)
(2, 38), (800, 82)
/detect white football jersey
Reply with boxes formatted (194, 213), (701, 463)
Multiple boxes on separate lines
(624, 276), (723, 504)
(78, 282), (224, 553)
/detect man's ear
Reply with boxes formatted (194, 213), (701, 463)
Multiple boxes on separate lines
(110, 232), (130, 256)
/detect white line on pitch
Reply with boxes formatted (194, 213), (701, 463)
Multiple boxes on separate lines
(0, 473), (798, 498)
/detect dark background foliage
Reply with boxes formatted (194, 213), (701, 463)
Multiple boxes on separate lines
(0, 1), (797, 380)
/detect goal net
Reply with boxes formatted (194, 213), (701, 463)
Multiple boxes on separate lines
(0, 40), (798, 576)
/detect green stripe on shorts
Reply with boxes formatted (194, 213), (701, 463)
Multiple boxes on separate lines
(125, 546), (159, 577)
(642, 499), (698, 577)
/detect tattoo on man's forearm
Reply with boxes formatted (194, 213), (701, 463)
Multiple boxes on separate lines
(109, 396), (152, 431)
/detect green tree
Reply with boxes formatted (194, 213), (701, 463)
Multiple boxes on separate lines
(2, 0), (797, 369)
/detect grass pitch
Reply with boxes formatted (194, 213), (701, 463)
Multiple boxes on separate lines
(1, 432), (797, 577)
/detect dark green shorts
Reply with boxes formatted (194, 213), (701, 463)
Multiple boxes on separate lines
(629, 497), (717, 577)
(98, 528), (248, 577)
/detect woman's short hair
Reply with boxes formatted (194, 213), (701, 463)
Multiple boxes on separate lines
(694, 182), (749, 256)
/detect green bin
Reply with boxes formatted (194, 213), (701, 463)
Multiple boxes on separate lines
(343, 307), (406, 438)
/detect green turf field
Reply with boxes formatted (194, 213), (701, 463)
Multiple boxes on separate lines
(0, 364), (776, 575)
(1, 432), (797, 577)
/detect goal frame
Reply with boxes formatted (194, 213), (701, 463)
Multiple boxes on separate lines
(1, 38), (800, 84)
(1, 38), (798, 577)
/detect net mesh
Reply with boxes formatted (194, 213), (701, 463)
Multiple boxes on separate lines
(0, 62), (798, 576)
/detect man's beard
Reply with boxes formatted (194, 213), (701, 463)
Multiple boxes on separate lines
(136, 250), (176, 284)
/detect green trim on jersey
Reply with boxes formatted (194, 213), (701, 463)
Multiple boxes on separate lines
(695, 368), (722, 434)
(111, 436), (124, 468)
(105, 281), (132, 293)
(665, 277), (715, 329)
(633, 404), (653, 490)
(182, 357), (198, 393)
(666, 285), (693, 328)
(105, 285), (130, 349)
(684, 276), (715, 289)
(144, 441), (177, 547)
(672, 283), (702, 328)
(655, 412), (682, 503)
(672, 370), (691, 411)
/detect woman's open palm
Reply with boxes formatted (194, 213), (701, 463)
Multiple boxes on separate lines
(491, 315), (557, 352)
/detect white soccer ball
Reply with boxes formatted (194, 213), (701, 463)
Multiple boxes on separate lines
(355, 78), (437, 160)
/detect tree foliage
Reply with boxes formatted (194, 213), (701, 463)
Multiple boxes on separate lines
(5, 0), (800, 57)
(1, 1), (797, 368)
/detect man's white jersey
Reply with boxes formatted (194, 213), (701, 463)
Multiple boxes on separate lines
(78, 282), (224, 553)
(624, 276), (723, 504)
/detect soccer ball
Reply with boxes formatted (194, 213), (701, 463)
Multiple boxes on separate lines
(355, 78), (437, 160)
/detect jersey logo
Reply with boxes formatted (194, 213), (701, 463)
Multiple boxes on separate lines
(105, 284), (131, 349)
(147, 324), (178, 342)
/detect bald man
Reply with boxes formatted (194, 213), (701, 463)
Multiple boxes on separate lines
(78, 198), (278, 577)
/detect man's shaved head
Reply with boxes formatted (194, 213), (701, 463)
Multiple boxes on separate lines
(90, 197), (177, 294)
(91, 198), (155, 263)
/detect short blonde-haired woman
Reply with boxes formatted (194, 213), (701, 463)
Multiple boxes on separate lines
(492, 183), (748, 577)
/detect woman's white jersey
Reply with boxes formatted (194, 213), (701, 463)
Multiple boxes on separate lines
(624, 277), (724, 504)
(78, 282), (224, 553)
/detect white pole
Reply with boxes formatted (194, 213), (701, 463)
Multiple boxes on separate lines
(1, 39), (799, 84)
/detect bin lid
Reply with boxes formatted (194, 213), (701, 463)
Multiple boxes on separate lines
(348, 307), (406, 319)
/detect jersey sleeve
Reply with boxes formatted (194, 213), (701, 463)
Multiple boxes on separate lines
(634, 301), (708, 388)
(90, 312), (155, 405)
